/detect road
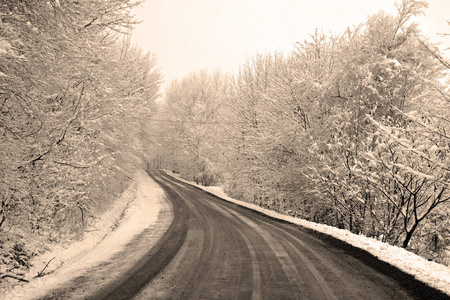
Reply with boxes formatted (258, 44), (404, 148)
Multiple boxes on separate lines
(91, 170), (446, 300)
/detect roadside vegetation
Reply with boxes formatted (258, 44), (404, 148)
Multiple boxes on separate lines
(0, 0), (160, 287)
(153, 0), (450, 265)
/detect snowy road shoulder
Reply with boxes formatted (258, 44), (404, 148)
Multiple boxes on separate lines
(2, 169), (172, 300)
(163, 170), (450, 297)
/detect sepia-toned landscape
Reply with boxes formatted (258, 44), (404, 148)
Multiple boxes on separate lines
(1, 1), (449, 299)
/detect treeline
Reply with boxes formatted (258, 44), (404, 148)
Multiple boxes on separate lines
(153, 0), (450, 264)
(0, 0), (160, 276)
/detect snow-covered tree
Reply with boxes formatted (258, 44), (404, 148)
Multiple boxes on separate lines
(0, 0), (161, 276)
(308, 0), (449, 250)
(155, 70), (227, 185)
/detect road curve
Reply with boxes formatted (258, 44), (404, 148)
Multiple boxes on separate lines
(103, 170), (447, 300)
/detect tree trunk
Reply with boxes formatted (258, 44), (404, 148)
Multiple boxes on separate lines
(78, 206), (85, 228)
(0, 213), (5, 229)
(402, 222), (419, 248)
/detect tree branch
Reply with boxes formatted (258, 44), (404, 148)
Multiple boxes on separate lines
(0, 272), (29, 282)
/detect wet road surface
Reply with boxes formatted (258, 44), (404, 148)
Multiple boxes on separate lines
(40, 170), (448, 299)
(100, 171), (447, 300)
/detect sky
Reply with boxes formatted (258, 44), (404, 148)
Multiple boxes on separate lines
(131, 0), (450, 88)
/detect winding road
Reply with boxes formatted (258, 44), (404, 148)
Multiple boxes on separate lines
(39, 170), (448, 299)
(97, 170), (447, 300)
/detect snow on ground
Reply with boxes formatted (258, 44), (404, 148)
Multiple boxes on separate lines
(163, 170), (450, 296)
(2, 170), (172, 300)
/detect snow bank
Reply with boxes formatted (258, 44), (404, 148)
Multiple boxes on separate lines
(2, 170), (171, 300)
(163, 170), (450, 296)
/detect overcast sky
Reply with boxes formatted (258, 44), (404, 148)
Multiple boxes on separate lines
(131, 0), (450, 88)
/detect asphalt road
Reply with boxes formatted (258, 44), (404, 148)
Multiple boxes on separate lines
(94, 170), (448, 300)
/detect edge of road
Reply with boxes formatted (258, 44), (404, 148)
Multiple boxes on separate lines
(1, 170), (173, 300)
(92, 170), (189, 300)
(161, 170), (450, 300)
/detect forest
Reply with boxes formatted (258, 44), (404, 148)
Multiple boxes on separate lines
(152, 0), (450, 265)
(0, 0), (449, 290)
(1, 0), (160, 284)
